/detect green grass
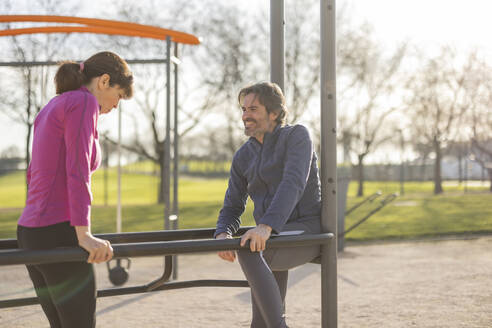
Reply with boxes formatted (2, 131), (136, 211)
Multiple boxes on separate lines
(344, 193), (492, 241)
(123, 159), (230, 175)
(0, 169), (253, 238)
(1, 169), (492, 242)
(346, 180), (488, 197)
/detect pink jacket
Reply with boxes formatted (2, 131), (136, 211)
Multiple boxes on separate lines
(18, 86), (101, 227)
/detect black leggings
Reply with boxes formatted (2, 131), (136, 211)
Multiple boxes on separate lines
(17, 222), (96, 328)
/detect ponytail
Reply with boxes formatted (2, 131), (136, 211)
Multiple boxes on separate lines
(54, 51), (133, 97)
(54, 62), (86, 94)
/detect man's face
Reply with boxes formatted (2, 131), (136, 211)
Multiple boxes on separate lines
(241, 93), (278, 143)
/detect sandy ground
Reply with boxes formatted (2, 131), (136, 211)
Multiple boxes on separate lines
(1, 236), (492, 327)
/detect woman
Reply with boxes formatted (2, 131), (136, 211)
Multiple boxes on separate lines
(17, 51), (133, 328)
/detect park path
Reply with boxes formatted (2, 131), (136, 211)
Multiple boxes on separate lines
(1, 236), (492, 327)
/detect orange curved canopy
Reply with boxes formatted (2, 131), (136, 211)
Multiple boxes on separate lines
(0, 26), (190, 42)
(0, 15), (201, 45)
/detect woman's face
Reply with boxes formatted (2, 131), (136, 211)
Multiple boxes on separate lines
(98, 84), (126, 114)
(91, 74), (126, 114)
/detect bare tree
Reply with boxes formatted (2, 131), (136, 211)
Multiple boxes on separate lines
(406, 47), (468, 194)
(282, 0), (321, 123)
(188, 1), (267, 157)
(464, 53), (492, 190)
(93, 0), (223, 203)
(0, 0), (78, 190)
(337, 23), (407, 196)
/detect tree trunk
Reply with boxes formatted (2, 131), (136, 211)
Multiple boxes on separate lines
(356, 154), (365, 197)
(457, 154), (463, 184)
(158, 153), (165, 204)
(433, 137), (443, 194)
(487, 169), (492, 193)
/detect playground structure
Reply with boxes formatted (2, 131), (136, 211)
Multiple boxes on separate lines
(337, 189), (397, 251)
(0, 1), (339, 327)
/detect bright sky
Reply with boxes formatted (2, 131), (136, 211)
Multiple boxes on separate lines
(346, 0), (492, 56)
(1, 0), (491, 154)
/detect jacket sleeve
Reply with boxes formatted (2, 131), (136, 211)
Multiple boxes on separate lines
(258, 125), (313, 233)
(63, 93), (98, 226)
(214, 154), (248, 237)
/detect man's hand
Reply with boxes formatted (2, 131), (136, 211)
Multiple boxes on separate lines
(240, 224), (272, 252)
(75, 226), (113, 264)
(216, 232), (236, 262)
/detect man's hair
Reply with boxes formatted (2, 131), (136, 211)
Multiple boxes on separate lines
(238, 82), (288, 125)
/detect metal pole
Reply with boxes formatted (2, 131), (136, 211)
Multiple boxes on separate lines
(117, 103), (122, 233)
(270, 0), (285, 91)
(164, 36), (171, 232)
(320, 0), (338, 327)
(172, 42), (179, 279)
(103, 134), (109, 207)
(0, 234), (333, 266)
(162, 36), (173, 277)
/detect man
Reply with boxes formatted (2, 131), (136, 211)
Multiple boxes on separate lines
(215, 82), (322, 328)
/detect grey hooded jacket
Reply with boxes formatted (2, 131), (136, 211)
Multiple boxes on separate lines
(215, 124), (321, 236)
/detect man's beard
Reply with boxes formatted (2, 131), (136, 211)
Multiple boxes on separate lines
(243, 119), (257, 137)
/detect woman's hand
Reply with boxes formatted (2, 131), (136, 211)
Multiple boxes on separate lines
(75, 226), (113, 264)
(240, 224), (272, 252)
(216, 232), (236, 262)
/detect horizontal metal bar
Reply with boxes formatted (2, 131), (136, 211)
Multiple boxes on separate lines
(0, 59), (167, 67)
(0, 226), (256, 250)
(0, 233), (333, 266)
(0, 296), (38, 308)
(99, 279), (249, 297)
(99, 226), (254, 243)
(0, 279), (249, 309)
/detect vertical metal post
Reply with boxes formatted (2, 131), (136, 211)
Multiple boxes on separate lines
(116, 103), (122, 234)
(172, 42), (179, 279)
(270, 0), (285, 91)
(164, 36), (171, 231)
(103, 134), (109, 207)
(320, 0), (337, 327)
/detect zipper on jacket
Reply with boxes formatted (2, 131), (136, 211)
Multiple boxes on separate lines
(255, 142), (270, 213)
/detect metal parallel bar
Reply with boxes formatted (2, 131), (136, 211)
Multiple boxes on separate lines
(270, 0), (284, 91)
(0, 280), (249, 309)
(0, 227), (257, 250)
(0, 233), (333, 266)
(0, 59), (167, 67)
(321, 0), (338, 327)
